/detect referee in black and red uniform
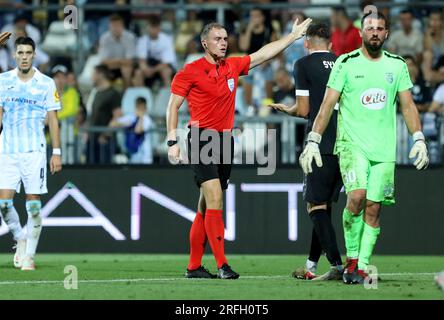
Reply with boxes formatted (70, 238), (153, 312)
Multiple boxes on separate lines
(166, 18), (312, 279)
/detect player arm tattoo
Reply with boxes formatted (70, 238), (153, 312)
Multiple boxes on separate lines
(166, 93), (185, 140)
(47, 110), (61, 149)
(398, 90), (422, 134)
(311, 88), (340, 135)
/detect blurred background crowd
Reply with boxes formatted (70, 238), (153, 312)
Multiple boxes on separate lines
(0, 0), (443, 165)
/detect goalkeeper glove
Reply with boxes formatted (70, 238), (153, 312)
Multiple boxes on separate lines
(299, 131), (323, 174)
(409, 131), (429, 170)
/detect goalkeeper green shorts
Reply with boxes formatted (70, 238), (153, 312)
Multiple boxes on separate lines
(337, 144), (395, 206)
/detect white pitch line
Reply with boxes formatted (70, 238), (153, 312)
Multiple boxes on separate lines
(0, 273), (436, 286)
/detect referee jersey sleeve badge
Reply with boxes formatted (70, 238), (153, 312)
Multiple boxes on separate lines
(227, 78), (234, 92)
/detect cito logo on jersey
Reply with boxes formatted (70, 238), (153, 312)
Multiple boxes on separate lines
(360, 88), (387, 110)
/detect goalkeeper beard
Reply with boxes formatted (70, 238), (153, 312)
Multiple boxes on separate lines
(363, 35), (385, 57)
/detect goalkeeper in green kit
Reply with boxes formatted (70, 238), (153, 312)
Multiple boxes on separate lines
(299, 10), (429, 284)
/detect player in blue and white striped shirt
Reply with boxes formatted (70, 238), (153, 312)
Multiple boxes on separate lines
(0, 36), (62, 271)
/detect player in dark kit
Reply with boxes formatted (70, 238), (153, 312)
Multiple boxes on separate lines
(269, 23), (344, 281)
(166, 18), (312, 279)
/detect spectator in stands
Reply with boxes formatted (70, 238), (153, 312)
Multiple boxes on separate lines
(354, 0), (374, 29)
(239, 7), (278, 113)
(109, 97), (154, 164)
(422, 47), (444, 86)
(0, 47), (8, 72)
(272, 67), (295, 109)
(85, 0), (131, 48)
(8, 26), (49, 73)
(1, 14), (41, 53)
(52, 64), (81, 123)
(330, 6), (361, 56)
(133, 15), (177, 88)
(66, 70), (88, 134)
(404, 55), (432, 113)
(175, 10), (203, 57)
(0, 1), (26, 27)
(387, 9), (423, 62)
(430, 83), (444, 114)
(424, 9), (444, 67)
(86, 64), (122, 164)
(98, 14), (136, 89)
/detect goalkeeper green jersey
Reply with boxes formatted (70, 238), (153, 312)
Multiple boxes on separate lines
(327, 49), (413, 162)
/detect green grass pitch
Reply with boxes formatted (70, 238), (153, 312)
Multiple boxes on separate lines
(0, 254), (443, 300)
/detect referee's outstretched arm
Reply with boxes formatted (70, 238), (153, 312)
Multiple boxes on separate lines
(249, 18), (312, 70)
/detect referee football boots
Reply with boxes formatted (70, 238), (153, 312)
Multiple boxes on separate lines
(185, 266), (217, 279)
(217, 264), (239, 280)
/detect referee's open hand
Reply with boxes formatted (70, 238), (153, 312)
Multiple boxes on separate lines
(291, 17), (312, 39)
(0, 32), (11, 46)
(168, 144), (182, 165)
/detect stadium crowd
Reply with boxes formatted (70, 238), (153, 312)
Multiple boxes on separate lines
(0, 0), (443, 164)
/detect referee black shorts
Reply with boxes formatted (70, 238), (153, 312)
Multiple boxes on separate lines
(303, 154), (343, 204)
(186, 128), (234, 190)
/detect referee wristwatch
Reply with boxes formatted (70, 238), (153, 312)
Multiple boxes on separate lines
(167, 139), (178, 147)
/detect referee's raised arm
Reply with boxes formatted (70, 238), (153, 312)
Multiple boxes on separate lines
(249, 18), (312, 70)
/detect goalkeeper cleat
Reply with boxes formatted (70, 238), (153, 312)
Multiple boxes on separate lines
(13, 239), (26, 269)
(185, 266), (217, 279)
(217, 264), (239, 279)
(312, 267), (343, 281)
(355, 270), (370, 285)
(342, 258), (358, 284)
(292, 266), (316, 280)
(21, 256), (36, 271)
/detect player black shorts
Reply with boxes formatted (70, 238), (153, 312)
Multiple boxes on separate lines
(303, 154), (343, 203)
(187, 128), (234, 190)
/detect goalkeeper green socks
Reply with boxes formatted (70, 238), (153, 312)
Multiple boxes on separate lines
(358, 223), (381, 270)
(342, 208), (364, 258)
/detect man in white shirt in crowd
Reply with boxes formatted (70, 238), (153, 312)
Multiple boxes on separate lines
(133, 15), (177, 88)
(98, 14), (136, 89)
(386, 9), (423, 62)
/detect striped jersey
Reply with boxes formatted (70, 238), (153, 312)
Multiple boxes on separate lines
(0, 68), (61, 154)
